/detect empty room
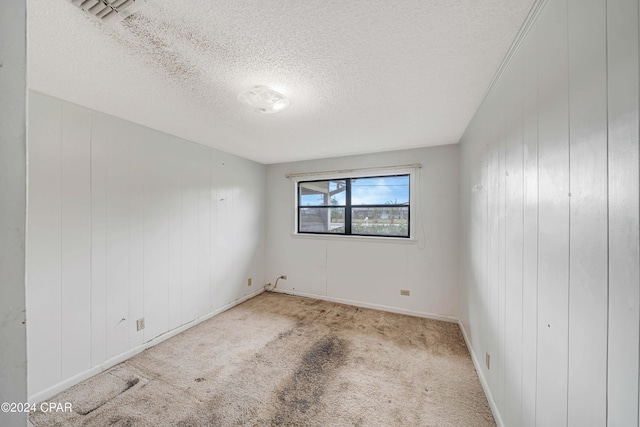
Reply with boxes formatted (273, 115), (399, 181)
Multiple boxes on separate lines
(2, 0), (639, 426)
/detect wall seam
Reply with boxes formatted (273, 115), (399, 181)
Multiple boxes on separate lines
(534, 20), (540, 426)
(637, 0), (640, 425)
(534, 19), (541, 427)
(58, 101), (63, 382)
(566, 0), (572, 422)
(89, 111), (94, 369)
(604, 1), (610, 424)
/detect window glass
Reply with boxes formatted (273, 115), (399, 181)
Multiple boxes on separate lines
(351, 175), (409, 205)
(299, 207), (345, 233)
(351, 207), (409, 236)
(299, 180), (346, 206)
(297, 174), (410, 238)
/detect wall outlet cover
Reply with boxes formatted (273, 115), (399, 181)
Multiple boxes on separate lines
(136, 318), (145, 331)
(400, 289), (410, 296)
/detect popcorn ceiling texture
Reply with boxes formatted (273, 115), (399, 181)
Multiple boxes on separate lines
(28, 0), (534, 164)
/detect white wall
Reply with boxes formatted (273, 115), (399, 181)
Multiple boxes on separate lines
(0, 1), (28, 426)
(458, 0), (640, 425)
(26, 91), (266, 401)
(266, 146), (459, 320)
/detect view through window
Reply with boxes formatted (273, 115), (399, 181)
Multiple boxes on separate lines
(297, 174), (410, 238)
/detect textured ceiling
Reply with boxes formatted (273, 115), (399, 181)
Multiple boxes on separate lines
(28, 0), (535, 164)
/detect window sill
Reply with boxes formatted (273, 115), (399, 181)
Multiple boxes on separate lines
(290, 233), (418, 244)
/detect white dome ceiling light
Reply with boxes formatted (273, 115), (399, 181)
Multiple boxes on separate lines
(238, 86), (290, 114)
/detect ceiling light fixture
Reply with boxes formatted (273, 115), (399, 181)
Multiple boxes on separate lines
(238, 86), (290, 114)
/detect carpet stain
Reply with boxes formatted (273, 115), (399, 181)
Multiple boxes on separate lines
(75, 376), (141, 416)
(269, 335), (349, 425)
(106, 415), (135, 427)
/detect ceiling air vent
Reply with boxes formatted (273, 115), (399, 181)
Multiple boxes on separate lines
(69, 0), (147, 24)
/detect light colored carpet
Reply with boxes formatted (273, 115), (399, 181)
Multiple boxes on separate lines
(29, 292), (495, 426)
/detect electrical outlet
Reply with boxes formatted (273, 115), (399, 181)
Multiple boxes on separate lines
(247, 278), (252, 286)
(400, 289), (410, 296)
(136, 318), (145, 331)
(486, 352), (491, 370)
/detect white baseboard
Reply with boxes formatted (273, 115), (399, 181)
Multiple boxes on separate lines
(269, 288), (458, 323)
(457, 320), (504, 427)
(29, 288), (264, 404)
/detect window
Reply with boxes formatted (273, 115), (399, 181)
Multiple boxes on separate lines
(297, 174), (410, 238)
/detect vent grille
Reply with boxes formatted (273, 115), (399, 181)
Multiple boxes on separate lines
(69, 0), (147, 24)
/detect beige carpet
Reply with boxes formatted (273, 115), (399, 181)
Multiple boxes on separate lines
(29, 292), (495, 426)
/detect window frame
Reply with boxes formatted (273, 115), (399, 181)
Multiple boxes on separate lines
(294, 169), (415, 240)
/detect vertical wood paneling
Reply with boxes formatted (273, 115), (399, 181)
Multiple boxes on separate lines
(536, 0), (570, 424)
(104, 118), (130, 359)
(460, 1), (640, 426)
(566, 0), (609, 424)
(128, 133), (145, 348)
(143, 136), (170, 341)
(520, 21), (539, 427)
(478, 132), (490, 380)
(27, 92), (267, 399)
(607, 0), (640, 424)
(230, 166), (258, 298)
(487, 118), (501, 395)
(214, 157), (232, 305)
(503, 50), (524, 427)
(497, 84), (507, 411)
(60, 103), (92, 379)
(27, 94), (62, 393)
(1, 2), (28, 417)
(90, 112), (108, 367)
(197, 145), (212, 316)
(180, 144), (200, 323)
(166, 137), (183, 331)
(209, 151), (218, 310)
(229, 161), (250, 301)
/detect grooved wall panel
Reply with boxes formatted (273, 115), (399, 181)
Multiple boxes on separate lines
(607, 0), (640, 424)
(488, 128), (501, 397)
(104, 117), (131, 360)
(520, 20), (539, 427)
(27, 94), (62, 394)
(90, 112), (108, 368)
(26, 91), (266, 400)
(128, 134), (145, 349)
(536, 0), (570, 424)
(503, 50), (524, 427)
(166, 138), (183, 332)
(181, 142), (200, 325)
(142, 135), (171, 342)
(197, 145), (212, 317)
(566, 0), (608, 424)
(213, 155), (233, 305)
(59, 103), (92, 380)
(458, 0), (640, 425)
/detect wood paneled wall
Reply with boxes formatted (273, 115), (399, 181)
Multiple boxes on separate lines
(27, 92), (266, 400)
(458, 0), (640, 425)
